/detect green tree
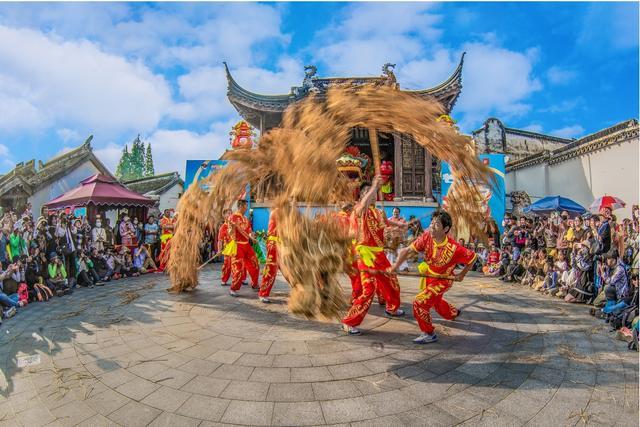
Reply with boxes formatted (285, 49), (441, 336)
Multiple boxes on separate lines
(144, 143), (155, 177)
(129, 135), (145, 179)
(115, 145), (132, 180)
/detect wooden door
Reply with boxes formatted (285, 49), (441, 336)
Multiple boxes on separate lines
(401, 134), (425, 197)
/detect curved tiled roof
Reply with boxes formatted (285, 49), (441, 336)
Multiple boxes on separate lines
(225, 54), (465, 130)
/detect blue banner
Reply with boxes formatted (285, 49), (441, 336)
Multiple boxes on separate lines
(441, 154), (506, 232)
(184, 160), (228, 191)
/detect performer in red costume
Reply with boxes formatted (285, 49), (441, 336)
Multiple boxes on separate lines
(217, 209), (232, 286)
(334, 203), (361, 303)
(391, 210), (476, 344)
(257, 209), (280, 303)
(342, 176), (408, 335)
(227, 199), (260, 296)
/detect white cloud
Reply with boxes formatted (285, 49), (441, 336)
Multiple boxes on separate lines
(313, 3), (442, 75)
(56, 128), (82, 143)
(147, 127), (232, 176)
(95, 124), (236, 178)
(547, 66), (577, 85)
(0, 25), (173, 134)
(455, 42), (542, 131)
(173, 58), (303, 122)
(309, 4), (542, 134)
(550, 125), (584, 139)
(93, 142), (125, 173)
(0, 143), (14, 168)
(0, 3), (290, 69)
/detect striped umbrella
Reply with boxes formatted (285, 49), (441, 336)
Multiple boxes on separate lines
(589, 195), (626, 214)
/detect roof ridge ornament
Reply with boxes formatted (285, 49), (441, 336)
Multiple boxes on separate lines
(382, 63), (397, 87)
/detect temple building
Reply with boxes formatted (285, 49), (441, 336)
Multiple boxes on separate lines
(224, 56), (465, 202)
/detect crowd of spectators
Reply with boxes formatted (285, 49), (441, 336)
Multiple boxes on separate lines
(0, 205), (169, 326)
(463, 206), (639, 349)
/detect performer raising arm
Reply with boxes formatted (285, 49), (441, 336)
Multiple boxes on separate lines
(341, 176), (408, 336)
(227, 199), (260, 296)
(390, 210), (476, 344)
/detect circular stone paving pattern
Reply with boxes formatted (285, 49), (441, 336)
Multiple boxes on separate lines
(0, 267), (637, 426)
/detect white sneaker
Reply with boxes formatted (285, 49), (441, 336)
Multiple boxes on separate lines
(229, 290), (239, 297)
(259, 297), (271, 303)
(385, 308), (405, 317)
(413, 333), (438, 344)
(342, 324), (362, 335)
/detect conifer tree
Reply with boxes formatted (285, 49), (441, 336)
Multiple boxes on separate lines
(115, 145), (131, 180)
(130, 135), (145, 179)
(144, 143), (155, 177)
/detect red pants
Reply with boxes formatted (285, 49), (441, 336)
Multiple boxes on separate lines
(231, 243), (259, 291)
(221, 256), (231, 283)
(413, 281), (458, 334)
(258, 240), (278, 297)
(342, 252), (401, 327)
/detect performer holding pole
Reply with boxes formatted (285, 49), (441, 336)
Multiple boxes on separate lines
(258, 208), (279, 303)
(227, 199), (260, 297)
(342, 176), (407, 336)
(217, 208), (232, 286)
(335, 203), (361, 304)
(390, 210), (476, 344)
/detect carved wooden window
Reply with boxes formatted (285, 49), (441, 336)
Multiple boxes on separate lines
(401, 134), (425, 197)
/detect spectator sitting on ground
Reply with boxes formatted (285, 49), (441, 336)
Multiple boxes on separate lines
(47, 253), (71, 296)
(75, 249), (103, 288)
(482, 244), (501, 276)
(501, 249), (529, 283)
(104, 248), (122, 280)
(0, 261), (19, 319)
(133, 242), (157, 273)
(90, 248), (111, 281)
(121, 252), (139, 277)
(545, 251), (568, 295)
(598, 251), (629, 317)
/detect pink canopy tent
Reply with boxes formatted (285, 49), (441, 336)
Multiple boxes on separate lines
(46, 174), (154, 224)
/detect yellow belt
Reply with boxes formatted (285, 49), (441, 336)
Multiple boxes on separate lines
(267, 236), (279, 243)
(355, 245), (383, 267)
(222, 240), (237, 256)
(417, 262), (453, 290)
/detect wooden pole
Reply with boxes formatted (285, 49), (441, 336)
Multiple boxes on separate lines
(368, 128), (384, 208)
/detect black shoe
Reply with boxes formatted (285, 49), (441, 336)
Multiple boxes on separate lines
(242, 281), (248, 286)
(456, 308), (463, 319)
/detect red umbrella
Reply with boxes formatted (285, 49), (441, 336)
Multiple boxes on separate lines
(589, 195), (626, 213)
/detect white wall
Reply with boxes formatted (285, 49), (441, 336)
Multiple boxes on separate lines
(158, 183), (182, 212)
(507, 139), (639, 218)
(506, 163), (547, 199)
(29, 161), (101, 216)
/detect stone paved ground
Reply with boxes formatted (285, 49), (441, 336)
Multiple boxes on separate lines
(0, 265), (637, 427)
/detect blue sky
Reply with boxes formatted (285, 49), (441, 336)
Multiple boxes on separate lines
(0, 2), (637, 176)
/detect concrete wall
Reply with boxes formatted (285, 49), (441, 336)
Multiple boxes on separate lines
(158, 183), (182, 212)
(29, 161), (101, 217)
(507, 139), (639, 218)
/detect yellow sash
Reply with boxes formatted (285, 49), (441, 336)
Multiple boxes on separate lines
(355, 245), (383, 267)
(418, 262), (428, 291)
(267, 236), (280, 243)
(160, 233), (173, 244)
(222, 240), (238, 256)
